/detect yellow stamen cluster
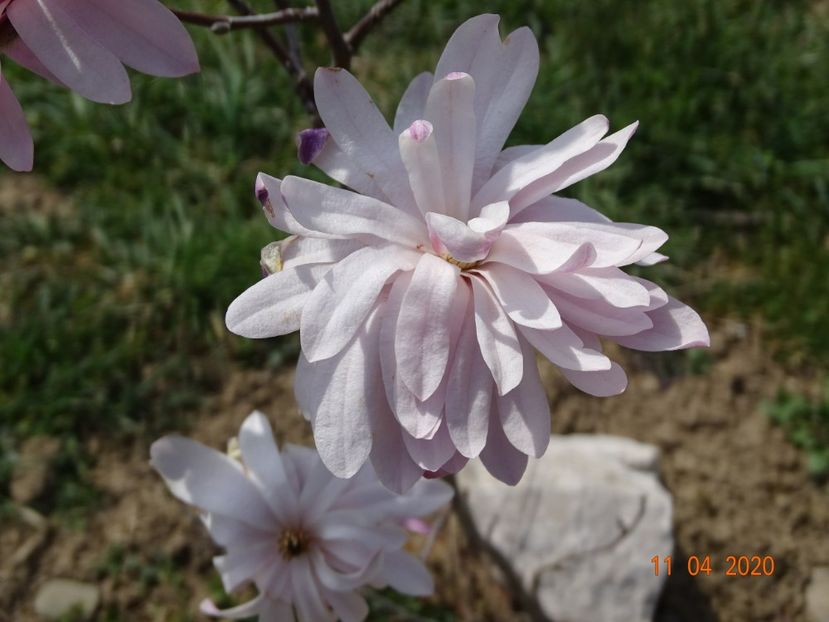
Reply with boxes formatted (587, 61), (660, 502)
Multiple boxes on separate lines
(277, 528), (311, 560)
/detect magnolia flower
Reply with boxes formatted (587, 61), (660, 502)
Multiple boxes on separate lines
(226, 14), (710, 491)
(0, 0), (198, 171)
(151, 411), (452, 622)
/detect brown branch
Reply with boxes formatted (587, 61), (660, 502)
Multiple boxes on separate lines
(172, 7), (318, 33)
(313, 0), (352, 69)
(225, 0), (319, 121)
(345, 0), (405, 52)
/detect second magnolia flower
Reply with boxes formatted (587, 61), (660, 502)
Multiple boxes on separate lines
(226, 14), (710, 492)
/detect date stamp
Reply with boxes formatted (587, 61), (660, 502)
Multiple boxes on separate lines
(651, 555), (776, 577)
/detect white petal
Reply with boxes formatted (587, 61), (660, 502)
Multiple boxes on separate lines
(424, 72), (476, 221)
(150, 437), (275, 530)
(544, 267), (652, 309)
(314, 67), (419, 216)
(258, 599), (296, 622)
(511, 121), (639, 213)
(396, 253), (459, 400)
(399, 120), (446, 219)
(214, 545), (279, 593)
(545, 289), (654, 337)
(469, 276), (523, 395)
(403, 422), (456, 471)
(300, 245), (417, 362)
(305, 131), (388, 201)
(380, 551), (434, 596)
(291, 556), (336, 622)
(510, 195), (611, 225)
(518, 324), (611, 371)
(322, 588), (369, 622)
(200, 594), (265, 620)
(475, 263), (562, 329)
(486, 228), (596, 275)
(478, 407), (528, 485)
(613, 295), (710, 351)
(394, 71), (433, 133)
(281, 176), (426, 246)
(226, 264), (329, 339)
(472, 115), (609, 212)
(367, 398), (426, 494)
(497, 339), (550, 457)
(256, 173), (331, 237)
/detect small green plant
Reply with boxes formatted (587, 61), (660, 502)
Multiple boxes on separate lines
(765, 382), (829, 477)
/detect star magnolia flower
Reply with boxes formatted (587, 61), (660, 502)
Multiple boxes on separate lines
(226, 14), (710, 492)
(0, 0), (198, 171)
(151, 411), (452, 622)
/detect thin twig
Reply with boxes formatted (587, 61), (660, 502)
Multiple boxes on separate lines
(225, 0), (319, 121)
(345, 0), (405, 52)
(272, 0), (304, 70)
(172, 7), (318, 33)
(313, 0), (352, 69)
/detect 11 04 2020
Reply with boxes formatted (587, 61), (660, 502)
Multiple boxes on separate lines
(651, 555), (776, 577)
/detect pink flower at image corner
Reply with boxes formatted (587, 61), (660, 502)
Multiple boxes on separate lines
(0, 0), (199, 172)
(226, 14), (711, 492)
(151, 411), (453, 622)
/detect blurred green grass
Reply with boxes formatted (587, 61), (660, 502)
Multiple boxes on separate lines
(0, 0), (827, 493)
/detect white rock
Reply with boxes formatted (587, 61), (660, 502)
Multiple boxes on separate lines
(34, 579), (99, 620)
(457, 435), (672, 622)
(806, 567), (829, 622)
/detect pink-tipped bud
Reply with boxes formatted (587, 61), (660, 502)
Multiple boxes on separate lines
(255, 175), (269, 206)
(406, 119), (433, 143)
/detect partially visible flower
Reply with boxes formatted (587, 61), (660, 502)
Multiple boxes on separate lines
(0, 0), (199, 171)
(151, 411), (452, 622)
(226, 14), (710, 491)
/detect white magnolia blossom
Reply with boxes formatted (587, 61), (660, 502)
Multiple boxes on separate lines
(151, 411), (453, 622)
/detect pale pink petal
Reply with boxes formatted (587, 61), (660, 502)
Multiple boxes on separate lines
(479, 405), (528, 485)
(311, 549), (381, 591)
(3, 36), (62, 84)
(201, 514), (270, 549)
(545, 289), (653, 336)
(279, 237), (361, 271)
(315, 522), (407, 551)
(322, 588), (369, 622)
(301, 129), (388, 201)
(510, 195), (611, 225)
(493, 144), (538, 172)
(637, 252), (669, 266)
(470, 275), (523, 395)
(425, 212), (494, 263)
(367, 399), (424, 494)
(300, 245), (417, 362)
(518, 324), (611, 371)
(200, 594), (265, 620)
(214, 545), (278, 592)
(631, 276), (670, 311)
(50, 0), (199, 77)
(0, 69), (33, 171)
(298, 458), (350, 522)
(314, 67), (419, 216)
(281, 176), (426, 246)
(402, 422), (456, 471)
(485, 228), (596, 275)
(396, 253), (459, 400)
(8, 0), (131, 103)
(393, 71), (433, 134)
(433, 451), (469, 476)
(497, 338), (550, 458)
(399, 120), (445, 216)
(258, 599), (295, 622)
(511, 121), (639, 213)
(226, 264), (330, 339)
(476, 263), (562, 330)
(238, 411), (295, 524)
(256, 173), (333, 238)
(613, 295), (710, 351)
(295, 310), (381, 478)
(423, 72), (476, 221)
(291, 556), (336, 622)
(149, 436), (275, 530)
(544, 267), (652, 309)
(380, 551), (433, 596)
(562, 363), (628, 397)
(472, 114), (609, 212)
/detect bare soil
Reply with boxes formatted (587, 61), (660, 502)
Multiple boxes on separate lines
(2, 321), (828, 621)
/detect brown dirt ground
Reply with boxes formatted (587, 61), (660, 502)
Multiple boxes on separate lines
(2, 320), (828, 622)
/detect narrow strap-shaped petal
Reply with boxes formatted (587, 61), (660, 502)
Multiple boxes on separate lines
(226, 264), (330, 339)
(402, 422), (456, 471)
(48, 0), (198, 77)
(544, 267), (652, 309)
(8, 0), (131, 103)
(479, 402), (528, 485)
(560, 330), (628, 396)
(469, 275), (523, 395)
(399, 120), (446, 217)
(256, 173), (334, 238)
(424, 72), (476, 221)
(150, 436), (275, 530)
(425, 201), (508, 263)
(314, 67), (419, 216)
(300, 245), (418, 362)
(238, 411), (295, 524)
(214, 545), (279, 593)
(311, 549), (382, 591)
(510, 195), (611, 225)
(322, 588), (369, 622)
(445, 286), (492, 458)
(394, 71), (433, 134)
(511, 121), (639, 213)
(2, 34), (63, 84)
(302, 130), (388, 201)
(379, 551), (434, 596)
(475, 263), (561, 330)
(0, 69), (33, 171)
(613, 295), (710, 351)
(200, 594), (265, 620)
(367, 397), (426, 494)
(291, 556), (336, 622)
(497, 338), (551, 458)
(396, 253), (460, 401)
(518, 323), (611, 372)
(485, 228), (596, 275)
(258, 598), (296, 622)
(544, 288), (654, 337)
(281, 176), (427, 247)
(471, 115), (608, 213)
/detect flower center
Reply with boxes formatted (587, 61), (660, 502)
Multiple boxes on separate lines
(441, 253), (481, 271)
(277, 528), (311, 560)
